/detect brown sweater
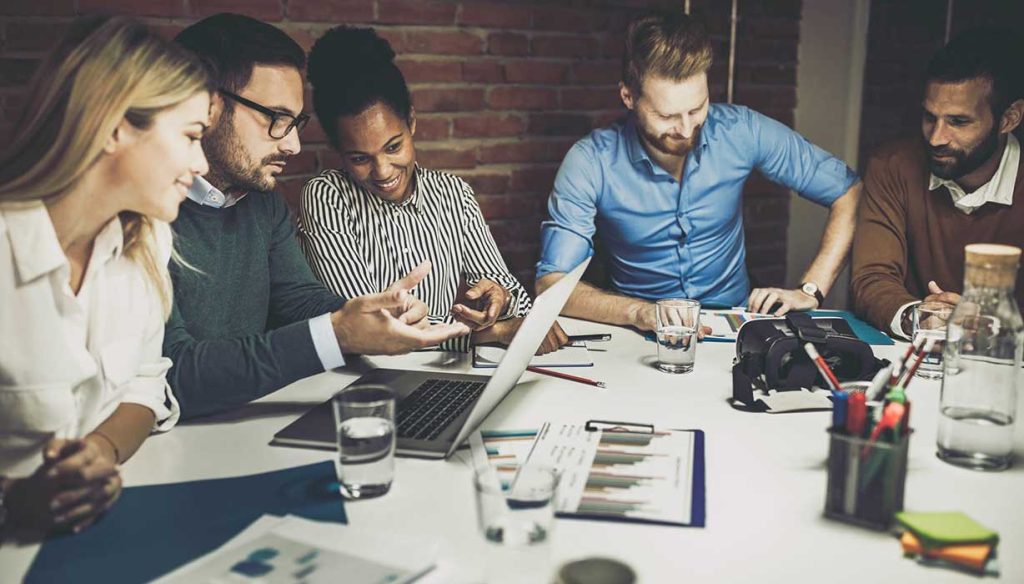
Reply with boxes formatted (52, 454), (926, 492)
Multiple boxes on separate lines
(851, 137), (1024, 333)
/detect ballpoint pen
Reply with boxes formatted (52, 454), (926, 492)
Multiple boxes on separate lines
(567, 334), (612, 342)
(866, 365), (893, 401)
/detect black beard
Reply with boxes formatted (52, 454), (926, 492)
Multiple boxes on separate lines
(202, 112), (282, 193)
(925, 124), (1000, 180)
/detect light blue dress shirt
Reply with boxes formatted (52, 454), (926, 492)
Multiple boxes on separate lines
(537, 104), (859, 307)
(186, 176), (345, 370)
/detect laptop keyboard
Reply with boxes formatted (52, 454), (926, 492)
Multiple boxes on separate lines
(396, 378), (486, 441)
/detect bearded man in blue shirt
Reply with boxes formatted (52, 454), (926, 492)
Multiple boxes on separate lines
(536, 12), (861, 331)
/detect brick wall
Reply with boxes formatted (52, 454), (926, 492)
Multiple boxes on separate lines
(0, 0), (802, 290)
(859, 0), (1024, 171)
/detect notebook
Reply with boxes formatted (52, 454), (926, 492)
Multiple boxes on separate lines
(472, 341), (593, 368)
(895, 511), (1000, 550)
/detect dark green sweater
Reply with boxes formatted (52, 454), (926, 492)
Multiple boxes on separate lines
(165, 194), (345, 419)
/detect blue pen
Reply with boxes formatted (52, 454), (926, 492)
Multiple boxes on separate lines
(700, 336), (734, 343)
(832, 391), (849, 432)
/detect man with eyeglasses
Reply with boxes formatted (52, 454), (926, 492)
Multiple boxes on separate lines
(167, 13), (468, 419)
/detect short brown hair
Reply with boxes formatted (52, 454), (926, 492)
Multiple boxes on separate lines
(622, 12), (713, 94)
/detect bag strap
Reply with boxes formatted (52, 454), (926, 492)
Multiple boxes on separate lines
(731, 352), (768, 412)
(785, 312), (829, 344)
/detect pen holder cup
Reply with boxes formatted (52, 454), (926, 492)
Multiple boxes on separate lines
(824, 429), (910, 530)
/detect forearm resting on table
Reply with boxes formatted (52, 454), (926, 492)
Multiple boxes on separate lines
(87, 403), (156, 464)
(800, 183), (861, 295)
(536, 273), (652, 328)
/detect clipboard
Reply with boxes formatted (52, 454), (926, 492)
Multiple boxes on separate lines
(563, 420), (706, 528)
(475, 420), (706, 528)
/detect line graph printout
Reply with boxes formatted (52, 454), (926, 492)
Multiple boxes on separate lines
(477, 423), (695, 525)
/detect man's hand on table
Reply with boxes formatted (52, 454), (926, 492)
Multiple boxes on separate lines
(747, 287), (819, 315)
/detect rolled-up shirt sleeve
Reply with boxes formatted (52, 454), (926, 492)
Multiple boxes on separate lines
(537, 141), (600, 281)
(121, 224), (179, 432)
(749, 108), (859, 206)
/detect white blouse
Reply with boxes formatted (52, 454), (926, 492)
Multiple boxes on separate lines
(0, 204), (179, 477)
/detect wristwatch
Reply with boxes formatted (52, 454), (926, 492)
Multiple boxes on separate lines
(800, 282), (825, 306)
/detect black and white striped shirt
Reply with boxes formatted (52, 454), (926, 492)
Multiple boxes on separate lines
(298, 166), (531, 352)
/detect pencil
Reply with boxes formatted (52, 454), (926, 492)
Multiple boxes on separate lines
(901, 337), (937, 388)
(527, 366), (606, 388)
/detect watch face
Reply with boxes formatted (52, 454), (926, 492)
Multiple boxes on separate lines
(802, 283), (817, 295)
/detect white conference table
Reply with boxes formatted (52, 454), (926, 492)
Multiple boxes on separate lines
(3, 319), (1023, 583)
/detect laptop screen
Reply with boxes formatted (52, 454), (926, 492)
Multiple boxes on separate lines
(446, 257), (592, 456)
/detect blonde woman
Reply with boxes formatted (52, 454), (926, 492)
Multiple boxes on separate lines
(0, 16), (210, 539)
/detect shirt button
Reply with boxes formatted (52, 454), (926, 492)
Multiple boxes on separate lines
(403, 248), (410, 254)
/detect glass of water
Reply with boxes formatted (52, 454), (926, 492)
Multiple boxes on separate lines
(912, 301), (953, 380)
(655, 298), (701, 374)
(474, 464), (559, 584)
(331, 384), (395, 499)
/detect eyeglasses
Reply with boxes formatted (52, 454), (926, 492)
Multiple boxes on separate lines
(219, 90), (310, 139)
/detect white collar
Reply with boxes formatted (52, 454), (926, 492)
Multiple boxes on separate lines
(929, 133), (1019, 214)
(3, 203), (123, 284)
(186, 176), (246, 208)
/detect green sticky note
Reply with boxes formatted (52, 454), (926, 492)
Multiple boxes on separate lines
(896, 511), (999, 550)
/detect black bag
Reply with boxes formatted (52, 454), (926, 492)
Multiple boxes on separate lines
(731, 312), (889, 411)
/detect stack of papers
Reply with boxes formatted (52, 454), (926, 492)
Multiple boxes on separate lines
(896, 511), (1000, 576)
(154, 515), (437, 583)
(701, 309), (775, 341)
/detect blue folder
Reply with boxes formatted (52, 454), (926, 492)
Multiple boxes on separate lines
(26, 461), (346, 584)
(646, 309), (894, 346)
(809, 309), (894, 345)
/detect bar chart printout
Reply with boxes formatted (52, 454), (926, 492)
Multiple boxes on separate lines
(477, 423), (695, 525)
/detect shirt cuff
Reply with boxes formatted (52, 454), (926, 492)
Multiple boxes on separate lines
(119, 357), (179, 432)
(501, 288), (529, 320)
(309, 313), (346, 370)
(890, 300), (921, 340)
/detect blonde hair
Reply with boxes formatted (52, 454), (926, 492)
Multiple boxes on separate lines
(0, 15), (211, 315)
(622, 12), (713, 94)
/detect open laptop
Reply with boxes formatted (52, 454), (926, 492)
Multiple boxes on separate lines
(271, 257), (591, 459)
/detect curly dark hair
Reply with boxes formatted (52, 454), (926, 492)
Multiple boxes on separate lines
(308, 25), (413, 149)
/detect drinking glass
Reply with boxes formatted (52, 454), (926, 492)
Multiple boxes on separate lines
(331, 384), (395, 499)
(912, 302), (953, 380)
(655, 299), (701, 374)
(474, 465), (559, 584)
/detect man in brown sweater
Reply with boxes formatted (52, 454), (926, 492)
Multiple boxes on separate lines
(852, 28), (1024, 338)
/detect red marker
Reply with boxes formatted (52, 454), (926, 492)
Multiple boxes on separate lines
(846, 391), (867, 437)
